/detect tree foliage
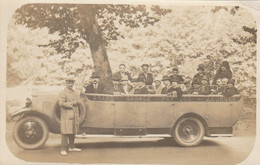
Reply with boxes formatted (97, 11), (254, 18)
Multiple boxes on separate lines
(14, 4), (170, 58)
(8, 5), (256, 96)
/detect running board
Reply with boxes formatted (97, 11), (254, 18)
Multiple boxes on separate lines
(210, 134), (233, 137)
(75, 134), (171, 138)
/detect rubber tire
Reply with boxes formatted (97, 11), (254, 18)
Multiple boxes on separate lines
(53, 100), (87, 125)
(173, 116), (205, 147)
(13, 116), (49, 150)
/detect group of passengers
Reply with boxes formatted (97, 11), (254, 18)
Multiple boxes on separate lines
(83, 61), (239, 97)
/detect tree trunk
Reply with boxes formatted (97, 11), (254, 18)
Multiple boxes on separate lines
(77, 5), (112, 87)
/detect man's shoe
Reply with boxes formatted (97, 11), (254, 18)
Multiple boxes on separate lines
(60, 150), (68, 156)
(69, 148), (82, 152)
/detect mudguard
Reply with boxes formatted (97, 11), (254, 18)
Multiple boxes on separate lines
(11, 107), (60, 134)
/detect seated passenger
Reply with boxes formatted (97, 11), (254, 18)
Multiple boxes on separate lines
(114, 64), (132, 81)
(84, 72), (105, 94)
(192, 64), (207, 85)
(170, 79), (183, 99)
(161, 75), (173, 94)
(104, 75), (125, 95)
(218, 77), (229, 94)
(129, 77), (149, 94)
(212, 61), (232, 85)
(197, 77), (210, 95)
(138, 64), (153, 85)
(187, 78), (201, 94)
(169, 67), (184, 84)
(210, 78), (222, 94)
(222, 79), (238, 97)
(153, 77), (163, 94)
(181, 77), (192, 94)
(120, 77), (133, 94)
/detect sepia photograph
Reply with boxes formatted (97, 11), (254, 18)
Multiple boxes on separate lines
(1, 1), (259, 165)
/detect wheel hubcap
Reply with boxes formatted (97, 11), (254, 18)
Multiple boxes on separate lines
(178, 120), (200, 143)
(18, 120), (44, 144)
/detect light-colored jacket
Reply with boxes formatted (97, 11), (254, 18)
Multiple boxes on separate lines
(58, 87), (80, 134)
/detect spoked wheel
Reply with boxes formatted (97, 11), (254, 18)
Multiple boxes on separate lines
(173, 116), (205, 147)
(13, 116), (49, 149)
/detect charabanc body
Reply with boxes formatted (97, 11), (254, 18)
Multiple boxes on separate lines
(11, 91), (243, 149)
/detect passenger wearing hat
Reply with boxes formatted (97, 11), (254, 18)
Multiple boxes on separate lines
(129, 76), (149, 94)
(138, 64), (153, 86)
(197, 77), (210, 95)
(170, 78), (183, 99)
(222, 79), (238, 97)
(84, 72), (105, 94)
(153, 77), (163, 94)
(181, 77), (192, 94)
(169, 67), (184, 84)
(161, 75), (173, 94)
(104, 74), (125, 95)
(192, 64), (207, 85)
(59, 75), (82, 156)
(114, 64), (132, 81)
(212, 61), (233, 85)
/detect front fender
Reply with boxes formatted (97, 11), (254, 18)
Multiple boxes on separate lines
(11, 107), (32, 120)
(11, 107), (60, 134)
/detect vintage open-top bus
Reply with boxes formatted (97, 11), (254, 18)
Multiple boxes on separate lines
(11, 91), (243, 149)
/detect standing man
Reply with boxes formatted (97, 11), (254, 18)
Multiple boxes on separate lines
(114, 64), (132, 81)
(138, 64), (153, 86)
(84, 72), (105, 94)
(169, 67), (184, 84)
(59, 75), (82, 156)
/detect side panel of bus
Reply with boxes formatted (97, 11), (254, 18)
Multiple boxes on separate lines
(82, 101), (115, 128)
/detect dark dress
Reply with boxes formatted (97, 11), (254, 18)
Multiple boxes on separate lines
(84, 83), (105, 94)
(138, 72), (153, 85)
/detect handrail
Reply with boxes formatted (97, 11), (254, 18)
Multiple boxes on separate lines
(81, 93), (241, 98)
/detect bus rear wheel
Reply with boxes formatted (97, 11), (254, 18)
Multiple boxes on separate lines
(173, 116), (205, 147)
